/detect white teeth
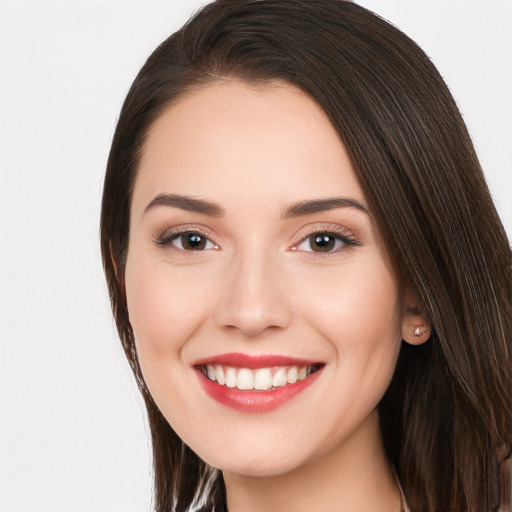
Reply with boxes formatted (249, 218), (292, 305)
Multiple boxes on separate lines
(272, 367), (287, 388)
(254, 368), (273, 390)
(237, 368), (254, 390)
(203, 364), (318, 391)
(207, 365), (216, 381)
(287, 367), (298, 384)
(215, 365), (225, 385)
(225, 367), (237, 388)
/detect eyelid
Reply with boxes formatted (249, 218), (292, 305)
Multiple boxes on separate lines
(290, 224), (360, 253)
(153, 224), (220, 250)
(171, 232), (218, 251)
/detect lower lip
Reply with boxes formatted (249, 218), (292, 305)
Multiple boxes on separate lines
(196, 367), (323, 413)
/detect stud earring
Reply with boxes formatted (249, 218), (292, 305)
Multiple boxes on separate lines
(414, 326), (427, 337)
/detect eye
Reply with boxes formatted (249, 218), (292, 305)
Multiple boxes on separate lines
(159, 231), (218, 251)
(296, 231), (357, 253)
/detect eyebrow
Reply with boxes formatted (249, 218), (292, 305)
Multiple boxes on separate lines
(282, 197), (369, 217)
(143, 193), (368, 218)
(144, 194), (225, 217)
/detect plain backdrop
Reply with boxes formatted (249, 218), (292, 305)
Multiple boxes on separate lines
(0, 1), (511, 511)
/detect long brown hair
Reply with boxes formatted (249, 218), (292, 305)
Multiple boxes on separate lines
(100, 1), (512, 510)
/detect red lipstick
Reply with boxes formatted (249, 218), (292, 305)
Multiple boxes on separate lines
(194, 352), (320, 369)
(194, 352), (324, 413)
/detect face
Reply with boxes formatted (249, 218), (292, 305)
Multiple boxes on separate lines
(125, 80), (406, 477)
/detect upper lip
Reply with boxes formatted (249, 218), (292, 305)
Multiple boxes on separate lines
(193, 352), (322, 369)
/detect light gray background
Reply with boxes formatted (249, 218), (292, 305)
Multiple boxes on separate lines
(1, 1), (510, 511)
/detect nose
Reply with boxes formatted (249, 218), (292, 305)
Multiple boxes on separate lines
(213, 250), (293, 337)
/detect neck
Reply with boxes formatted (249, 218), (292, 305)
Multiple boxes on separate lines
(223, 410), (402, 512)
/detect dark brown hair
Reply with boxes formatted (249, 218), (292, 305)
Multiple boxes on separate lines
(100, 1), (512, 510)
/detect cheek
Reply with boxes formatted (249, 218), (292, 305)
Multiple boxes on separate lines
(295, 254), (402, 395)
(123, 255), (218, 425)
(124, 256), (214, 363)
(299, 256), (401, 339)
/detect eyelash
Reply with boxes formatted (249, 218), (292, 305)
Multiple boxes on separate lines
(292, 227), (360, 254)
(155, 228), (219, 251)
(154, 226), (360, 254)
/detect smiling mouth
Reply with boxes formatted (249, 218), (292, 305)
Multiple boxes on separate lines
(198, 363), (324, 391)
(194, 354), (325, 412)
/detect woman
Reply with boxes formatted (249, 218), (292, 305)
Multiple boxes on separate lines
(100, 1), (512, 510)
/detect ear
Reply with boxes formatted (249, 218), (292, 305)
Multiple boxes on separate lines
(401, 286), (431, 345)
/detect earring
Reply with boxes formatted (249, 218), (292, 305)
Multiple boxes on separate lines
(414, 326), (427, 337)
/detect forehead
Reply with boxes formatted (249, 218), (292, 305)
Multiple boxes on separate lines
(133, 80), (365, 214)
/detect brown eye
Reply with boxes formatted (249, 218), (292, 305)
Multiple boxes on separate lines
(181, 233), (207, 250)
(295, 231), (358, 254)
(158, 231), (217, 251)
(309, 234), (336, 252)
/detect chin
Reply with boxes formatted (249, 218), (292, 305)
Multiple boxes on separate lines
(217, 453), (306, 479)
(193, 431), (318, 479)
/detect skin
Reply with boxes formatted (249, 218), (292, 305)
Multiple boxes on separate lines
(124, 80), (429, 511)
